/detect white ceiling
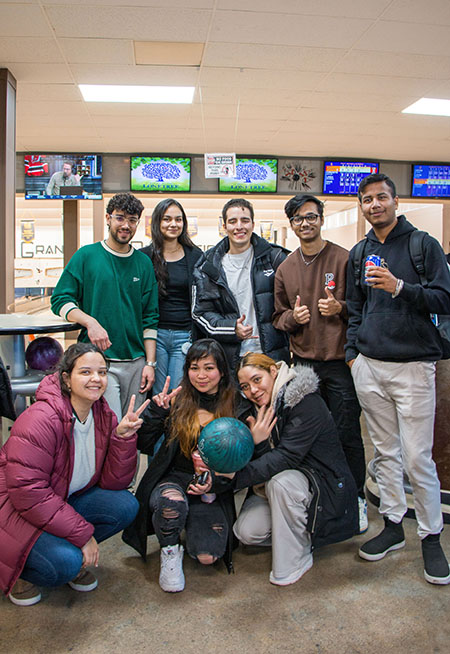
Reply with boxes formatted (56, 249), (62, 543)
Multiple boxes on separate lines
(2, 0), (450, 160)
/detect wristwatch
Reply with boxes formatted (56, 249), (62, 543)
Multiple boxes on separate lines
(145, 360), (157, 368)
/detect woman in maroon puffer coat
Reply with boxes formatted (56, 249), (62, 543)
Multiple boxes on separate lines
(0, 342), (148, 606)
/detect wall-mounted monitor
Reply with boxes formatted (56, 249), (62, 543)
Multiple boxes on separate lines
(130, 156), (191, 192)
(219, 158), (278, 193)
(411, 164), (450, 198)
(24, 154), (102, 199)
(322, 161), (379, 196)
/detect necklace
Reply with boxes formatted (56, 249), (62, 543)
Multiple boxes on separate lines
(299, 243), (325, 266)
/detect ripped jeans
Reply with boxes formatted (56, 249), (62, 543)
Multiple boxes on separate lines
(149, 476), (228, 562)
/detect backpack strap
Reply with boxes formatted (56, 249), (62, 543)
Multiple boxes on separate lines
(353, 238), (368, 287)
(408, 230), (427, 286)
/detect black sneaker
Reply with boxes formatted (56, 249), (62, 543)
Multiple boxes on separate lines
(359, 517), (405, 561)
(422, 534), (450, 585)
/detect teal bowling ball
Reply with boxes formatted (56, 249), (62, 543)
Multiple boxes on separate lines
(197, 417), (254, 473)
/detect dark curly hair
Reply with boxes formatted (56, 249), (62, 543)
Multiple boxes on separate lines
(106, 193), (144, 218)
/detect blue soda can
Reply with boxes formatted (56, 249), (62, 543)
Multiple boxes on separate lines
(365, 254), (381, 285)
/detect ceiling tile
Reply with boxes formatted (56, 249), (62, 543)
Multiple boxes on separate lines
(200, 67), (325, 90)
(210, 11), (373, 48)
(45, 6), (211, 40)
(0, 37), (61, 63)
(203, 43), (345, 72)
(318, 73), (437, 97)
(356, 21), (450, 57)
(216, 0), (391, 19)
(7, 63), (72, 84)
(383, 0), (450, 25)
(70, 63), (199, 85)
(0, 5), (52, 37)
(17, 83), (82, 102)
(335, 50), (450, 80)
(59, 38), (134, 65)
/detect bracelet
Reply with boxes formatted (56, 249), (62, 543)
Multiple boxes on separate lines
(392, 278), (404, 298)
(145, 360), (157, 368)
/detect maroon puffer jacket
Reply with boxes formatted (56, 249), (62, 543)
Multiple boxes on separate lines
(0, 373), (138, 596)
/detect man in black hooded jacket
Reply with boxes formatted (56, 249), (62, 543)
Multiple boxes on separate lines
(346, 173), (450, 585)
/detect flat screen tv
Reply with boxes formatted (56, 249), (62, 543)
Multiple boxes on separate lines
(219, 158), (278, 193)
(24, 154), (102, 199)
(411, 164), (450, 198)
(322, 161), (379, 196)
(130, 156), (191, 192)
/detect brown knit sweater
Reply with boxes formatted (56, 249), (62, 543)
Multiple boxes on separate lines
(273, 241), (349, 361)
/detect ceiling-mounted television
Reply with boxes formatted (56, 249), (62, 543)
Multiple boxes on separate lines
(411, 164), (450, 198)
(130, 156), (191, 192)
(24, 154), (102, 199)
(219, 157), (278, 193)
(323, 161), (379, 196)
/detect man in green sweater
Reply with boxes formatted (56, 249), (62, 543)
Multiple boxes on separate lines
(51, 193), (158, 419)
(273, 193), (367, 533)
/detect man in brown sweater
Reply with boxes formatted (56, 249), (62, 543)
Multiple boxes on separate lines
(273, 193), (367, 532)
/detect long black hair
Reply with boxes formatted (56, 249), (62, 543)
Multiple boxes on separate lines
(169, 339), (235, 457)
(150, 198), (195, 296)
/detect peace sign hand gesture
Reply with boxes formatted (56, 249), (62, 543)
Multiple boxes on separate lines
(152, 376), (182, 410)
(116, 394), (150, 438)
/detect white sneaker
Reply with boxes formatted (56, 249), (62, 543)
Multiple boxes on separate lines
(358, 497), (369, 534)
(159, 544), (185, 593)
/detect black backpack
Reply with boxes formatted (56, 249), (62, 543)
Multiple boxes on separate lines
(353, 231), (450, 359)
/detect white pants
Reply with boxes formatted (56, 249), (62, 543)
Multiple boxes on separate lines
(103, 358), (147, 421)
(233, 470), (313, 582)
(351, 354), (443, 538)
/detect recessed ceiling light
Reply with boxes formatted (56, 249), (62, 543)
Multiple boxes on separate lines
(402, 98), (450, 116)
(79, 84), (195, 103)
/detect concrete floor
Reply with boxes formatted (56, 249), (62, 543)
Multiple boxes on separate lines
(1, 470), (449, 654)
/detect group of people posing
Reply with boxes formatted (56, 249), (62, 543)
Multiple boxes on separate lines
(1, 172), (449, 607)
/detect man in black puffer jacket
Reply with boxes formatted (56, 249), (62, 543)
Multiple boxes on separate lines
(192, 198), (289, 373)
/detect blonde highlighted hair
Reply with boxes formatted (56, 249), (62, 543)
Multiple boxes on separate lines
(238, 351), (277, 373)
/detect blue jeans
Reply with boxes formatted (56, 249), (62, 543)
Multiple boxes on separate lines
(20, 487), (139, 588)
(154, 329), (191, 394)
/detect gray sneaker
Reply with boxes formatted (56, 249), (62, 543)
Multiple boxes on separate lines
(159, 544), (185, 592)
(68, 569), (98, 592)
(9, 579), (41, 606)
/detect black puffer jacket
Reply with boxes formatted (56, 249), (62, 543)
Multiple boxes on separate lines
(192, 234), (289, 370)
(122, 395), (253, 572)
(234, 365), (359, 549)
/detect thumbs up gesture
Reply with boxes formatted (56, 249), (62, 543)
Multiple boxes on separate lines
(318, 287), (342, 316)
(293, 295), (310, 325)
(235, 314), (257, 340)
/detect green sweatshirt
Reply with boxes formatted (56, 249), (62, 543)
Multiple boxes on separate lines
(51, 241), (159, 360)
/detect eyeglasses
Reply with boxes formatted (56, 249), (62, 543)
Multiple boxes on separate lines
(290, 213), (321, 226)
(109, 214), (140, 226)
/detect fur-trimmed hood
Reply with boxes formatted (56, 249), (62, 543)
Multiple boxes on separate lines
(278, 364), (319, 409)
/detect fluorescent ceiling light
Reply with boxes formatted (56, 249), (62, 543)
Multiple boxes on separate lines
(402, 98), (450, 116)
(79, 84), (195, 103)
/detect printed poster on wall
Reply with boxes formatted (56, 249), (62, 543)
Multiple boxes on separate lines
(204, 153), (236, 178)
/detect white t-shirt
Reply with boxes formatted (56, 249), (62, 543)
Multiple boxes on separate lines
(222, 246), (262, 355)
(68, 409), (96, 496)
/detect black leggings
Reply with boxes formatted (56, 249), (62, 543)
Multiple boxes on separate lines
(149, 476), (228, 561)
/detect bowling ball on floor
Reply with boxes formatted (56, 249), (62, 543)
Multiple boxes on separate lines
(197, 417), (254, 473)
(25, 336), (64, 372)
